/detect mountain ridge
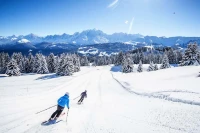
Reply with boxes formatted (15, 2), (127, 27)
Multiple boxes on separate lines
(1, 29), (200, 46)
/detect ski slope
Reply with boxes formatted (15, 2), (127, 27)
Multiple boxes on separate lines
(0, 65), (200, 133)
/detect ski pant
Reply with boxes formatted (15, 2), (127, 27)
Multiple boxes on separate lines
(50, 105), (64, 119)
(78, 96), (84, 103)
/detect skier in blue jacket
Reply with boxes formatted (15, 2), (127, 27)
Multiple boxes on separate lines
(49, 92), (70, 121)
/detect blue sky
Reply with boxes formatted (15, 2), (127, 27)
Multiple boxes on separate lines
(0, 0), (199, 37)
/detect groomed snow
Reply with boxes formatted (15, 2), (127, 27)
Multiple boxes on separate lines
(0, 65), (200, 133)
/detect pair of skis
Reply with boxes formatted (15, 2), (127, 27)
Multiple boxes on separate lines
(42, 110), (69, 125)
(41, 112), (66, 125)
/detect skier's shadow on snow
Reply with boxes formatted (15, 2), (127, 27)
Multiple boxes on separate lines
(0, 75), (7, 78)
(36, 74), (61, 80)
(110, 66), (122, 72)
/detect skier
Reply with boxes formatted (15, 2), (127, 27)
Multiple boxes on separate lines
(78, 90), (87, 104)
(48, 92), (70, 121)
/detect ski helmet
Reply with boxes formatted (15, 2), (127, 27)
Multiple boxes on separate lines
(65, 92), (69, 96)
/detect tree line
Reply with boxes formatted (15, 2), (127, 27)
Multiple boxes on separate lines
(0, 42), (199, 76)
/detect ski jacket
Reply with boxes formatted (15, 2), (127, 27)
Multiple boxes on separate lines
(57, 94), (69, 108)
(81, 92), (87, 98)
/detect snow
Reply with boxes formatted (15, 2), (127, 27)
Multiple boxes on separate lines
(11, 38), (18, 41)
(0, 65), (200, 133)
(99, 52), (109, 56)
(144, 45), (154, 50)
(17, 39), (30, 43)
(112, 65), (200, 105)
(82, 36), (88, 41)
(124, 41), (134, 45)
(78, 48), (98, 55)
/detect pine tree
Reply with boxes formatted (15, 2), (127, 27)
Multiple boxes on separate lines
(18, 57), (26, 73)
(47, 53), (56, 73)
(37, 54), (49, 74)
(139, 52), (144, 63)
(33, 53), (41, 73)
(160, 54), (170, 69)
(6, 59), (21, 76)
(179, 42), (200, 66)
(115, 51), (123, 66)
(56, 54), (65, 75)
(147, 61), (155, 71)
(154, 64), (158, 70)
(26, 52), (34, 73)
(63, 56), (74, 75)
(137, 60), (143, 72)
(80, 56), (89, 66)
(166, 48), (176, 64)
(122, 54), (133, 73)
(0, 52), (10, 73)
(12, 52), (25, 73)
(24, 57), (30, 73)
(57, 54), (74, 76)
(72, 54), (80, 72)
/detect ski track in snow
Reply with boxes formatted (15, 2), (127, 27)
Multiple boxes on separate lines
(111, 72), (200, 106)
(0, 66), (200, 133)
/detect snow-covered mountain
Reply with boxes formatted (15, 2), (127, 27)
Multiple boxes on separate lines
(1, 29), (200, 46)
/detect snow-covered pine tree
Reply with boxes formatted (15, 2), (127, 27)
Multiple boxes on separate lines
(12, 52), (25, 73)
(115, 51), (123, 66)
(37, 54), (49, 74)
(47, 53), (56, 73)
(6, 59), (21, 76)
(137, 60), (143, 72)
(154, 64), (158, 70)
(0, 52), (10, 73)
(57, 54), (74, 76)
(54, 56), (60, 72)
(18, 57), (26, 73)
(24, 57), (29, 73)
(139, 52), (144, 63)
(97, 56), (105, 66)
(56, 54), (65, 76)
(166, 48), (176, 64)
(63, 56), (74, 76)
(80, 56), (89, 66)
(160, 54), (170, 69)
(122, 53), (133, 73)
(147, 61), (155, 71)
(72, 54), (80, 72)
(176, 51), (183, 64)
(33, 53), (41, 73)
(179, 42), (200, 66)
(26, 52), (34, 73)
(0, 53), (3, 73)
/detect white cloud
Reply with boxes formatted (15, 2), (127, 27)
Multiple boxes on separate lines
(107, 0), (119, 8)
(125, 20), (129, 24)
(128, 17), (134, 34)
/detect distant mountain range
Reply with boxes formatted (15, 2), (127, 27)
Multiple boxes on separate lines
(0, 29), (199, 56)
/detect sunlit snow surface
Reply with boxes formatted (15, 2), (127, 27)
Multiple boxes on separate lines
(0, 65), (200, 133)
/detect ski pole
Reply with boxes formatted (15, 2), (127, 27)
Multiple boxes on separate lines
(66, 109), (69, 125)
(73, 95), (80, 100)
(35, 105), (56, 114)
